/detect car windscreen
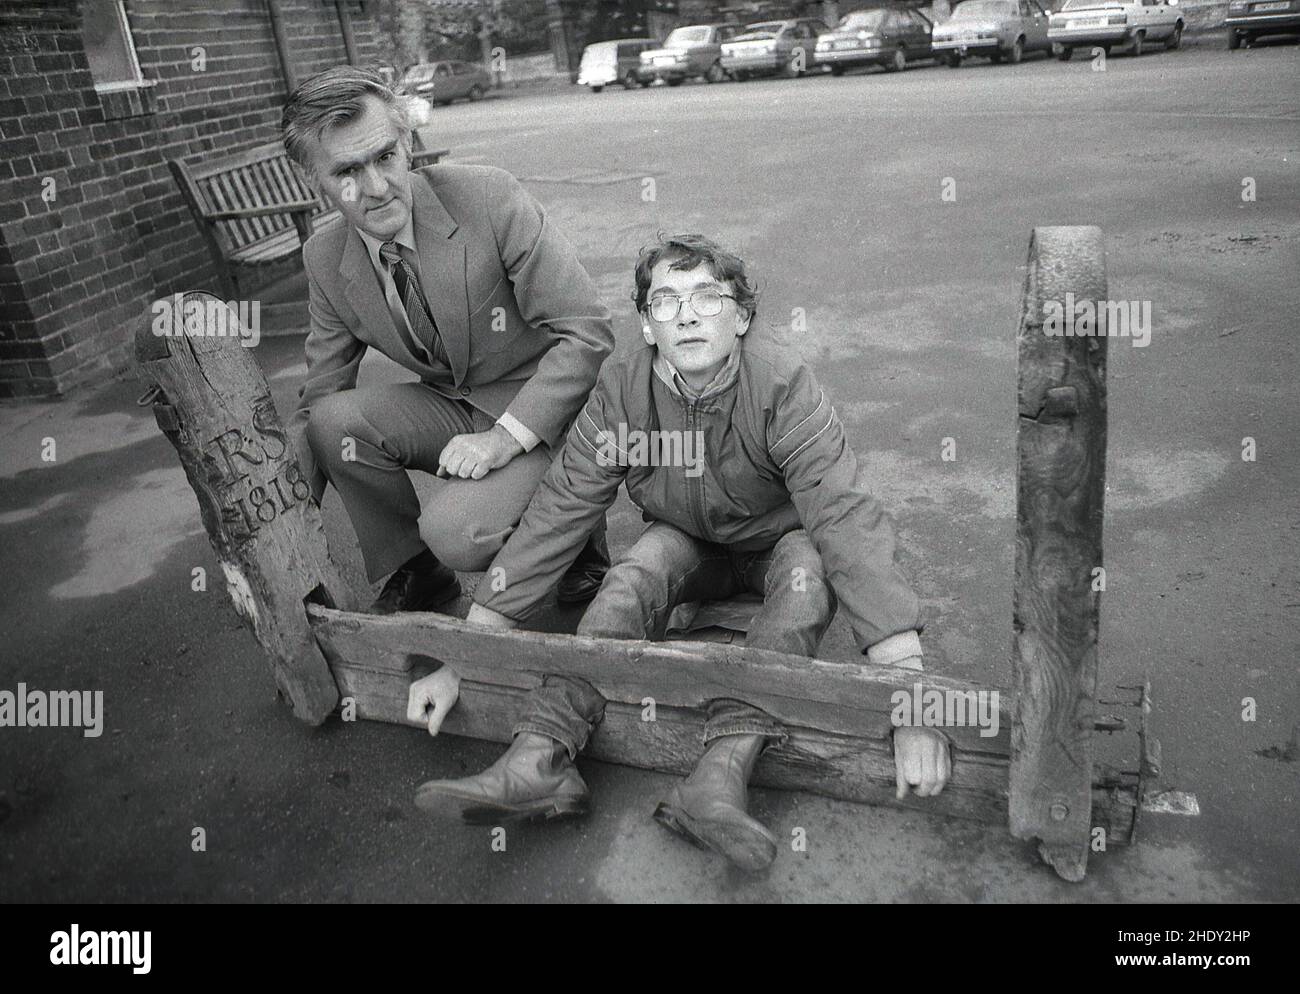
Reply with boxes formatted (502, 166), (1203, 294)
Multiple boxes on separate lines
(952, 1), (1016, 18)
(837, 10), (888, 30)
(665, 27), (710, 44)
(732, 31), (778, 41)
(1061, 0), (1120, 7)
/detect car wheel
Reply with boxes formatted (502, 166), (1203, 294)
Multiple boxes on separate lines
(1131, 30), (1144, 56)
(666, 77), (684, 86)
(946, 51), (962, 67)
(1228, 29), (1241, 49)
(990, 50), (1003, 63)
(1056, 44), (1073, 61)
(622, 71), (638, 89)
(830, 64), (845, 76)
(705, 61), (726, 83)
(1008, 36), (1024, 63)
(1166, 22), (1183, 49)
(468, 84), (485, 100)
(783, 56), (801, 79)
(888, 47), (907, 72)
(590, 85), (603, 93)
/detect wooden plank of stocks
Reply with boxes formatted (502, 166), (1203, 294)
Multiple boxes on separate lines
(1009, 226), (1110, 881)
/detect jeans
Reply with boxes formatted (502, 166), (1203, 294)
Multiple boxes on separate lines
(515, 521), (838, 758)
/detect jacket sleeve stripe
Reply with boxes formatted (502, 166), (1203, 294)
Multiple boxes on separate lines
(777, 409), (835, 469)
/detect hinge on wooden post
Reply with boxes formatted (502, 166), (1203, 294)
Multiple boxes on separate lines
(137, 384), (180, 433)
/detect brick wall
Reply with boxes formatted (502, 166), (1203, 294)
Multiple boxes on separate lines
(0, 0), (381, 399)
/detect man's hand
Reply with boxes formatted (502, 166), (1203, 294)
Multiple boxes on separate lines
(894, 726), (951, 799)
(466, 602), (518, 629)
(406, 666), (461, 737)
(436, 425), (523, 480)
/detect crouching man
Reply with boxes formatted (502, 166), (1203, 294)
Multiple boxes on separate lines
(408, 235), (950, 872)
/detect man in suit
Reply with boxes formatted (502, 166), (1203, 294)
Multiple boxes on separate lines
(281, 66), (614, 612)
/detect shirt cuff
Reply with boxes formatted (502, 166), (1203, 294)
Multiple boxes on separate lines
(867, 630), (923, 669)
(496, 412), (541, 453)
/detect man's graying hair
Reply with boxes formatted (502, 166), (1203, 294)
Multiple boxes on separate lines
(282, 65), (412, 178)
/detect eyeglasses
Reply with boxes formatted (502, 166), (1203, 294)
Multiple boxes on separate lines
(645, 288), (736, 323)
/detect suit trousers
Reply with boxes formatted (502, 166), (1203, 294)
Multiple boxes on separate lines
(305, 382), (554, 582)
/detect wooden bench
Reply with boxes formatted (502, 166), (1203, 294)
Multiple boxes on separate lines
(169, 136), (449, 299)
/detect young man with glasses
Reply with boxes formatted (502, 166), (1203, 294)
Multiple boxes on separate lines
(408, 234), (950, 872)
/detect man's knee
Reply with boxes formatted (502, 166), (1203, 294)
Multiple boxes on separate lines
(304, 390), (366, 465)
(418, 490), (508, 572)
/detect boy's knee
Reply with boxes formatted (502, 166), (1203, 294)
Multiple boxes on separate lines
(768, 531), (835, 616)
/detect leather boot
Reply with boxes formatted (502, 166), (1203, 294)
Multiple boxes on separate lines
(415, 732), (590, 824)
(653, 733), (778, 872)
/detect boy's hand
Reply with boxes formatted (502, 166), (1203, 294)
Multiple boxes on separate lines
(406, 666), (461, 736)
(436, 425), (523, 480)
(894, 726), (951, 798)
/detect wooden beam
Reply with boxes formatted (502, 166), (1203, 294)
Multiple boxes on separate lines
(335, 0), (357, 66)
(135, 293), (351, 724)
(1009, 226), (1110, 881)
(307, 604), (1012, 754)
(323, 630), (1137, 839)
(266, 0), (296, 93)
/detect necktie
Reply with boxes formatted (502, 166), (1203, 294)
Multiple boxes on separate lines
(379, 240), (447, 367)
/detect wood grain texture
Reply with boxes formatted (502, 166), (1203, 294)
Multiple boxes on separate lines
(1010, 226), (1109, 881)
(328, 653), (1136, 839)
(307, 604), (1012, 754)
(135, 292), (351, 724)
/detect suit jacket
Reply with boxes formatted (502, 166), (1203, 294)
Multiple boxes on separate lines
(289, 164), (614, 498)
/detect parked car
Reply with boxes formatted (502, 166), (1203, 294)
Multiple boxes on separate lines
(639, 23), (740, 85)
(815, 7), (935, 74)
(720, 18), (831, 79)
(932, 0), (1052, 65)
(1225, 0), (1300, 48)
(400, 60), (491, 105)
(577, 38), (659, 91)
(1047, 0), (1184, 58)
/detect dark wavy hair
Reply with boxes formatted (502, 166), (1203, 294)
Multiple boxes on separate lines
(632, 234), (758, 320)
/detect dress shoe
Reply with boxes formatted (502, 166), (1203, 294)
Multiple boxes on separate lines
(370, 549), (461, 614)
(556, 524), (610, 604)
(653, 733), (778, 872)
(415, 732), (590, 823)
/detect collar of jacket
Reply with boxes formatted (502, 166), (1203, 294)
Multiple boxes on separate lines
(652, 338), (745, 403)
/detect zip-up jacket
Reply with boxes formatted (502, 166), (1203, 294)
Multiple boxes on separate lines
(473, 334), (922, 657)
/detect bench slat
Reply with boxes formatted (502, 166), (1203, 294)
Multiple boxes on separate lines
(229, 226), (302, 265)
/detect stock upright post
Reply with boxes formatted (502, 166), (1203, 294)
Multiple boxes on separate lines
(1009, 226), (1109, 882)
(135, 292), (350, 724)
